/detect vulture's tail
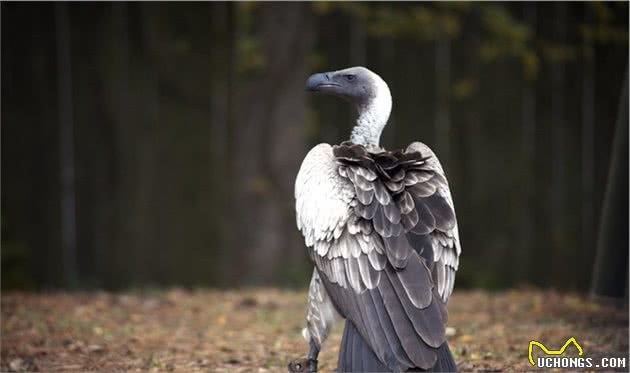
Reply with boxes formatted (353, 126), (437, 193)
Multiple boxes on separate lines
(337, 320), (457, 372)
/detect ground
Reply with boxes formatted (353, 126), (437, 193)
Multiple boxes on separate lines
(2, 289), (627, 372)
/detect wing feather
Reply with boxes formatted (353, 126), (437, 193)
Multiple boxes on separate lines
(378, 270), (438, 368)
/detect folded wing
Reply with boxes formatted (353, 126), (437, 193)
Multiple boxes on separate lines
(295, 141), (461, 371)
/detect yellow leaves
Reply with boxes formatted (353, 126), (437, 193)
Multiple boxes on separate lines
(332, 4), (465, 41)
(522, 49), (539, 81)
(312, 2), (368, 18)
(312, 2), (333, 15)
(93, 326), (104, 336)
(541, 43), (576, 65)
(441, 14), (461, 37)
(234, 2), (265, 75)
(481, 5), (530, 46)
(478, 4), (541, 80)
(237, 1), (257, 14)
(459, 334), (474, 343)
(579, 23), (628, 45)
(216, 314), (227, 326)
(564, 295), (601, 313)
(368, 7), (413, 39)
(589, 2), (614, 24)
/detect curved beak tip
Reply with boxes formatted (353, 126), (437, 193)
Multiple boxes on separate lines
(305, 72), (329, 92)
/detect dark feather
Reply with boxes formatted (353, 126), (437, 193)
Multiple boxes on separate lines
(408, 181), (437, 197)
(373, 180), (392, 205)
(368, 249), (387, 271)
(383, 202), (402, 224)
(383, 234), (412, 269)
(385, 179), (405, 193)
(355, 186), (374, 205)
(386, 267), (446, 348)
(405, 170), (434, 186)
(394, 251), (433, 309)
(407, 232), (434, 263)
(397, 191), (415, 215)
(369, 289), (415, 369)
(358, 254), (380, 289)
(373, 152), (398, 170)
(356, 198), (379, 220)
(373, 206), (392, 238)
(378, 272), (438, 369)
(411, 199), (436, 234)
(353, 165), (377, 181)
(389, 168), (406, 182)
(345, 257), (365, 293)
(424, 194), (456, 231)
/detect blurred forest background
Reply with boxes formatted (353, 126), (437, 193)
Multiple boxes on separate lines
(2, 2), (628, 292)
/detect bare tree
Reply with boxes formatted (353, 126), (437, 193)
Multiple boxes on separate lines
(581, 10), (596, 286)
(227, 3), (314, 284)
(519, 3), (537, 283)
(434, 29), (451, 169)
(550, 2), (567, 283)
(55, 2), (78, 288)
(591, 70), (628, 302)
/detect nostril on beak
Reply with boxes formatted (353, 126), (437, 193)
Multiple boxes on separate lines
(325, 73), (331, 81)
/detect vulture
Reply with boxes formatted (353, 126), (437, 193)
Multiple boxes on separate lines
(289, 67), (461, 373)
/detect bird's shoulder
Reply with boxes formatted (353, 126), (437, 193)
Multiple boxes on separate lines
(295, 143), (355, 246)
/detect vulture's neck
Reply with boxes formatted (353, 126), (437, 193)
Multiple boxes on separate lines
(350, 82), (392, 148)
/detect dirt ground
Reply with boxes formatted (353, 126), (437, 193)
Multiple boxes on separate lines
(2, 289), (627, 372)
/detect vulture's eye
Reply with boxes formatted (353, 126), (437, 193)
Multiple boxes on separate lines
(345, 74), (356, 81)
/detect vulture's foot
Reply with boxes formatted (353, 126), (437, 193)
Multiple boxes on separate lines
(288, 340), (319, 372)
(287, 357), (317, 373)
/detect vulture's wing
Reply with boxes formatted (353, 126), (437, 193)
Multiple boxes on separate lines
(295, 141), (460, 371)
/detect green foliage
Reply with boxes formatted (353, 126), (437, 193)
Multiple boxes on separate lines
(541, 42), (577, 65)
(236, 36), (266, 74)
(452, 78), (477, 100)
(235, 2), (266, 74)
(312, 2), (626, 83)
(368, 5), (464, 40)
(580, 3), (628, 45)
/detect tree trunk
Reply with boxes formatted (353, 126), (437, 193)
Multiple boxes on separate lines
(519, 3), (537, 284)
(581, 19), (596, 290)
(434, 30), (451, 169)
(210, 2), (235, 286)
(590, 69), (628, 302)
(55, 2), (78, 288)
(550, 2), (567, 285)
(228, 3), (314, 285)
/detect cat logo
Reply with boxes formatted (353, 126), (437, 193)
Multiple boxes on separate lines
(528, 337), (584, 366)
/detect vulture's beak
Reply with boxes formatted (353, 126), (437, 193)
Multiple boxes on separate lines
(306, 72), (340, 92)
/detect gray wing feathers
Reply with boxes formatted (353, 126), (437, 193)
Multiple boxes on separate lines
(295, 142), (461, 371)
(303, 270), (338, 349)
(407, 142), (461, 302)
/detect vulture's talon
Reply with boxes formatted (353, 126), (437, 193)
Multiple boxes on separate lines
(287, 357), (318, 373)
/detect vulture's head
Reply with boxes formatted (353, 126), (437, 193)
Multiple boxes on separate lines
(306, 66), (390, 109)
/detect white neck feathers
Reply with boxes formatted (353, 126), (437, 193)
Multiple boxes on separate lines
(350, 75), (392, 148)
